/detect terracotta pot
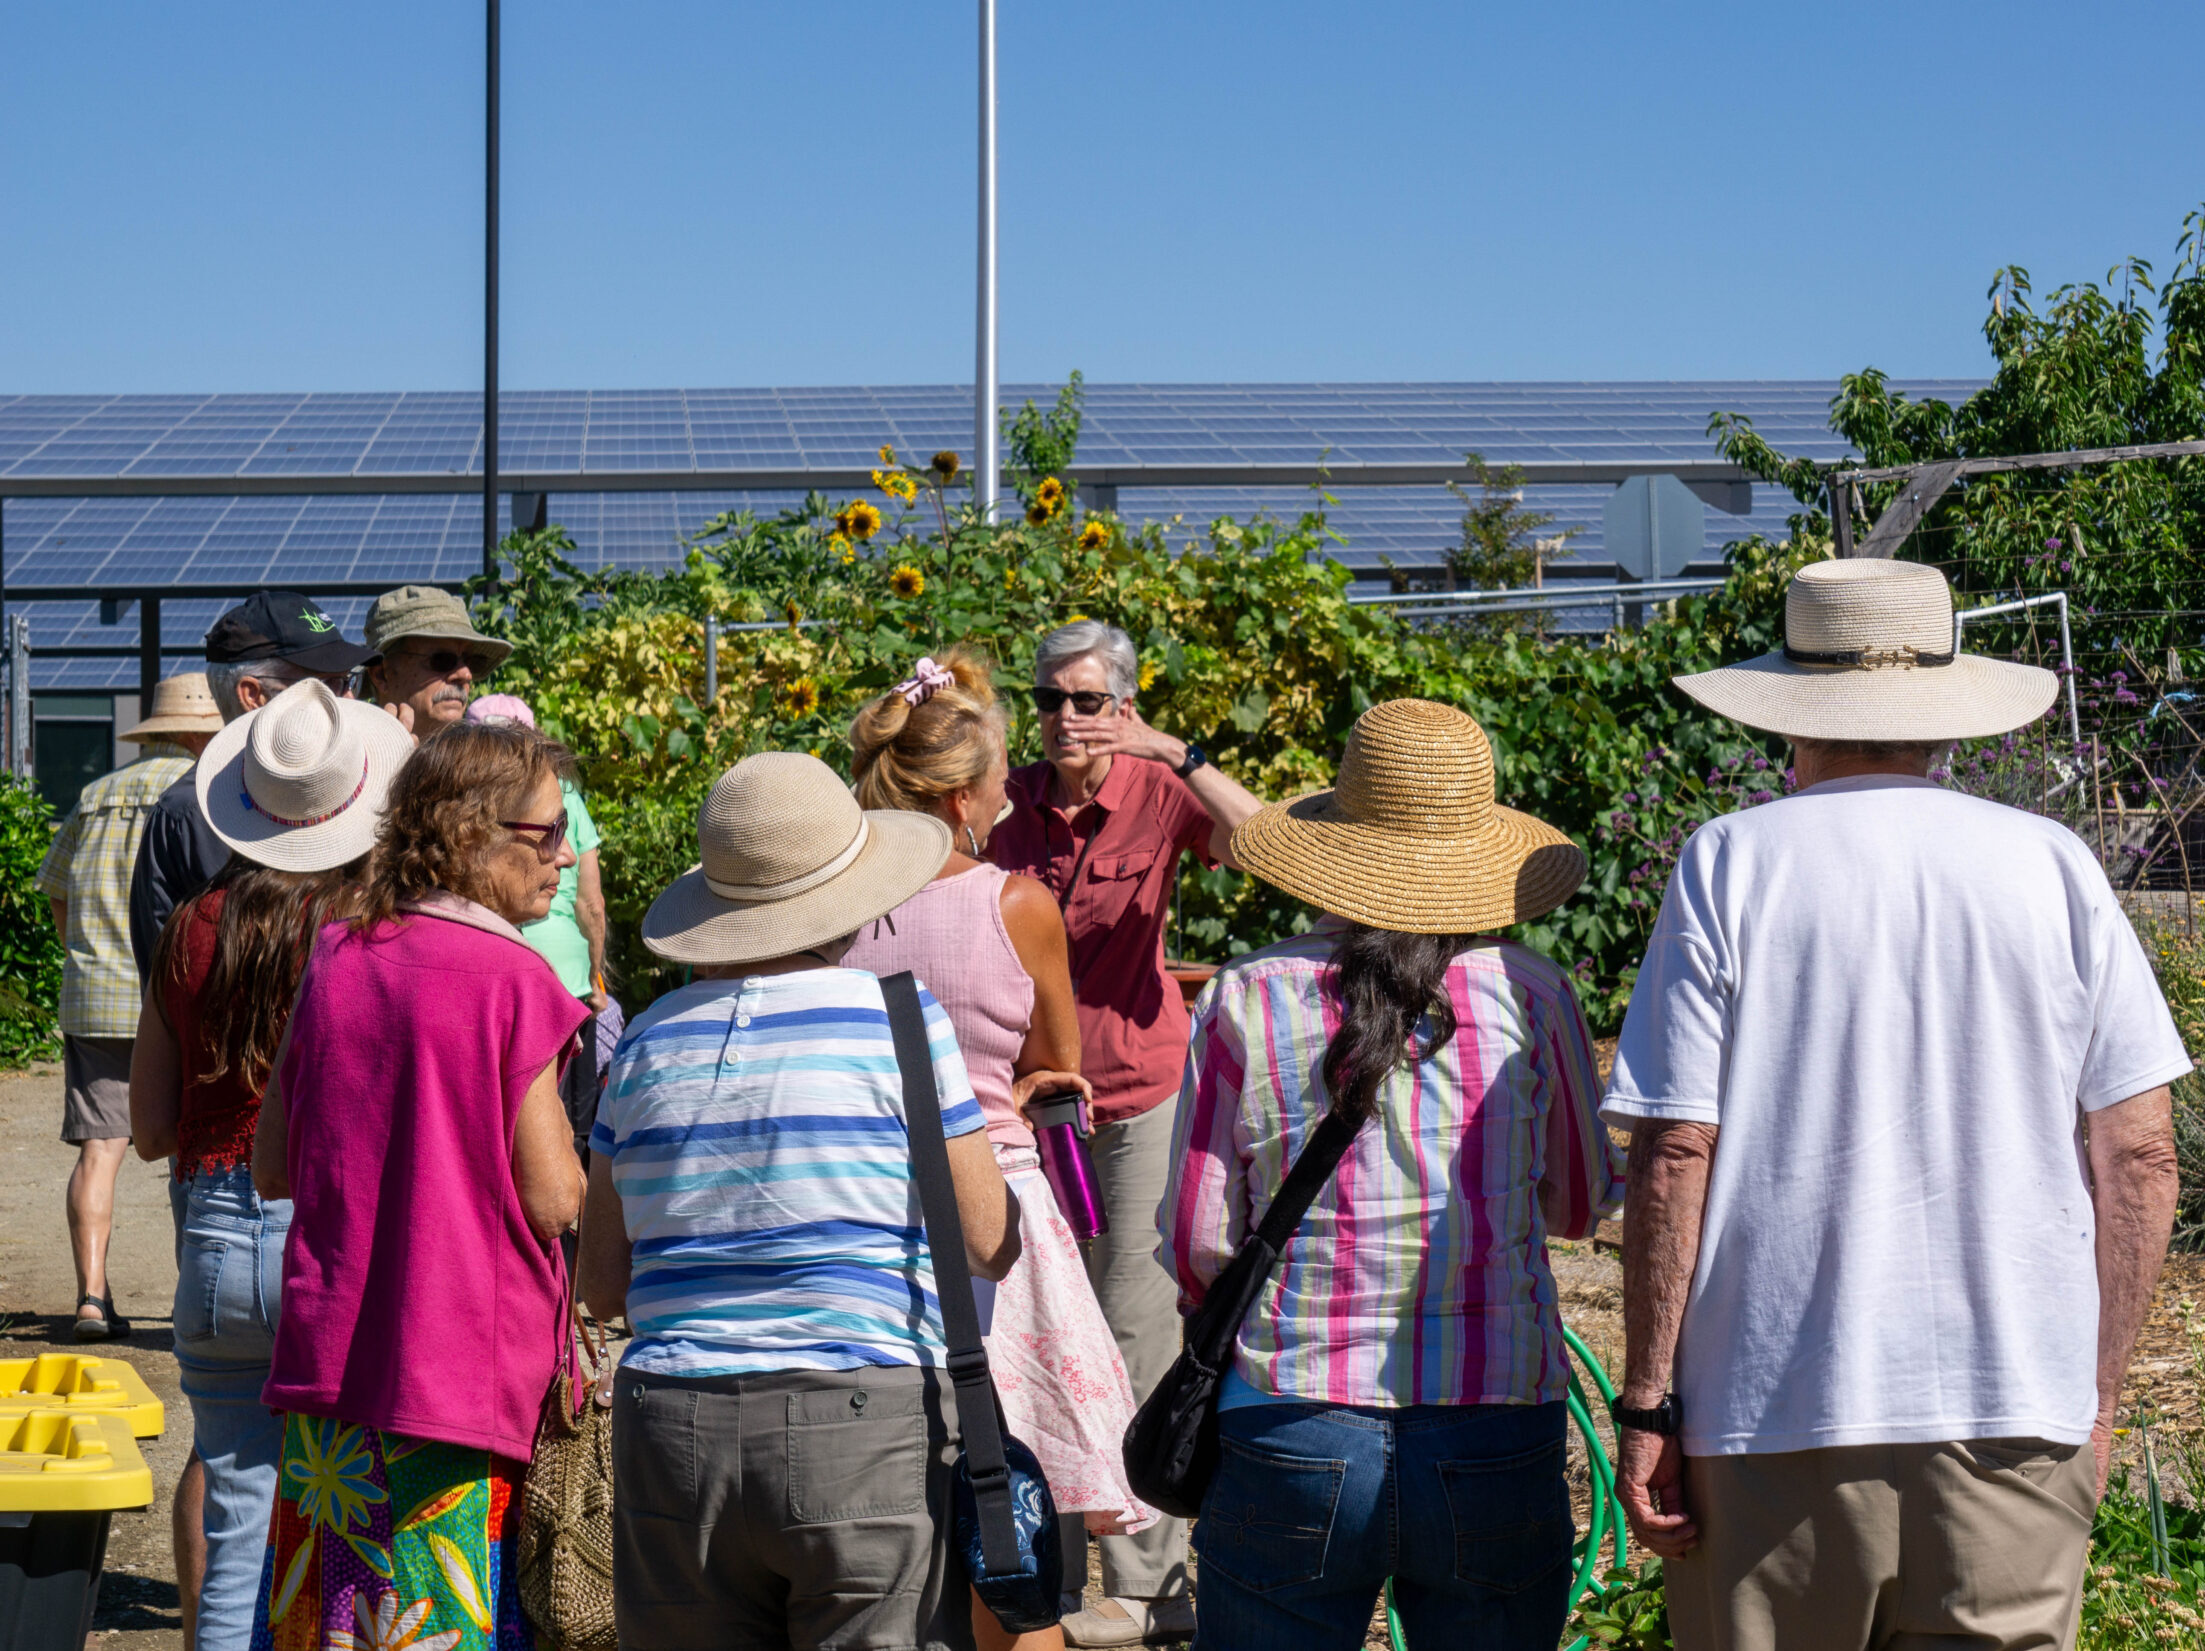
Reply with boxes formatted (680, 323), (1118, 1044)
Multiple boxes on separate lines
(1166, 962), (1218, 1006)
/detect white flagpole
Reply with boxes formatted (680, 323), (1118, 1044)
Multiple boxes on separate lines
(975, 0), (999, 521)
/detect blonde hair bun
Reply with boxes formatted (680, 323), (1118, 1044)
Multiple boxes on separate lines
(849, 646), (1008, 813)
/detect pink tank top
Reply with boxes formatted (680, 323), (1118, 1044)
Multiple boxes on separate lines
(847, 863), (1036, 1152)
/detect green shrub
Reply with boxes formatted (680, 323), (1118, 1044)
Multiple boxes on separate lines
(0, 777), (62, 1067)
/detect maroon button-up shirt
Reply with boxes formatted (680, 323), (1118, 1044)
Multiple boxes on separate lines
(989, 756), (1217, 1124)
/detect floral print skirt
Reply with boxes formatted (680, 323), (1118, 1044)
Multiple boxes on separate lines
(249, 1413), (532, 1651)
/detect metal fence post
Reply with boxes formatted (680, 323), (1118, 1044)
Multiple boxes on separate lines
(704, 614), (719, 706)
(10, 615), (30, 780)
(139, 596), (161, 706)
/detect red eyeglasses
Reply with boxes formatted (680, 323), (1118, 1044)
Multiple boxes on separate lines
(500, 813), (570, 861)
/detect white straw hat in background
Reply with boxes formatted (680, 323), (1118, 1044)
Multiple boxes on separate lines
(1230, 698), (1586, 934)
(1673, 559), (2058, 742)
(197, 679), (415, 872)
(122, 673), (224, 743)
(643, 752), (950, 966)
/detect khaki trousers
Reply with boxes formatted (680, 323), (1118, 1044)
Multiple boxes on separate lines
(1666, 1439), (2097, 1651)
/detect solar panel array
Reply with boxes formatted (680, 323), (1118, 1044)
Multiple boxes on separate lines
(0, 380), (1982, 688)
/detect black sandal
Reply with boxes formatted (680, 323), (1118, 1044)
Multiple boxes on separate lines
(73, 1293), (130, 1343)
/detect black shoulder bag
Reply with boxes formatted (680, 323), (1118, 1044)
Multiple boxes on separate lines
(880, 971), (1064, 1633)
(1121, 1108), (1363, 1518)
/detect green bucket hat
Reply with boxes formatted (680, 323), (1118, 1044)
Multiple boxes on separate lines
(365, 584), (514, 666)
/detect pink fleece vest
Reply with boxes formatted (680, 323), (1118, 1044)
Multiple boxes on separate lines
(262, 907), (587, 1460)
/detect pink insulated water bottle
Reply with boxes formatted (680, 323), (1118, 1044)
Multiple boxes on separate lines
(1028, 1090), (1109, 1240)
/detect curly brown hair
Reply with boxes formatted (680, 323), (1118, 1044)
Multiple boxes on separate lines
(355, 721), (574, 932)
(152, 858), (365, 1096)
(847, 647), (1007, 814)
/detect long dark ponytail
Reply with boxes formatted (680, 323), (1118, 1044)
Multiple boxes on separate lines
(1318, 924), (1480, 1122)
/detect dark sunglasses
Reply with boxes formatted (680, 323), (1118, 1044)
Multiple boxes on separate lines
(265, 667), (363, 698)
(1030, 686), (1116, 716)
(396, 645), (499, 678)
(501, 812), (570, 861)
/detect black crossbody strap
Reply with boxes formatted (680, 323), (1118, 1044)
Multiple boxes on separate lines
(1252, 1109), (1363, 1252)
(881, 971), (1023, 1580)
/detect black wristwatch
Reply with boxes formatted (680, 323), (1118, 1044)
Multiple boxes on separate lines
(1610, 1394), (1683, 1436)
(1174, 743), (1210, 778)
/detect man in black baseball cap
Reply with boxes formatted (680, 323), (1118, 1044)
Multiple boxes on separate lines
(128, 591), (383, 978)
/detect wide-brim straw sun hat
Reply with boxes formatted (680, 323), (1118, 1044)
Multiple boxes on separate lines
(1673, 558), (2058, 742)
(643, 751), (952, 966)
(1231, 699), (1586, 934)
(197, 678), (415, 872)
(122, 672), (224, 742)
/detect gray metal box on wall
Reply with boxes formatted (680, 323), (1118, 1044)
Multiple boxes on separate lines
(1606, 474), (1706, 580)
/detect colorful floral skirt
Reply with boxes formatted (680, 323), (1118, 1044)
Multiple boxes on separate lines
(249, 1413), (533, 1651)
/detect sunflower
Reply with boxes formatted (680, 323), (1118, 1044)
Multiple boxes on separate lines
(1026, 503), (1052, 527)
(1139, 661), (1161, 691)
(784, 600), (803, 629)
(889, 564), (926, 599)
(828, 532), (856, 564)
(784, 679), (821, 718)
(878, 444), (896, 466)
(836, 499), (883, 541)
(881, 472), (919, 504)
(1077, 519), (1110, 552)
(1035, 477), (1067, 513)
(931, 451), (961, 480)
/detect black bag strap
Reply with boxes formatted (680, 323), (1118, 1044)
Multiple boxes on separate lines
(1181, 1107), (1362, 1368)
(881, 970), (1024, 1581)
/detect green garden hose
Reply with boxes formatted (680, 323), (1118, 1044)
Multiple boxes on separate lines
(1385, 1324), (1627, 1651)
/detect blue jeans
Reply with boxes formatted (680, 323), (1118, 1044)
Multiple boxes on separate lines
(1193, 1399), (1571, 1651)
(173, 1165), (290, 1651)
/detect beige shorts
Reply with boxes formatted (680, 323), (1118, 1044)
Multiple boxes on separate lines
(61, 1035), (134, 1144)
(1666, 1438), (2096, 1651)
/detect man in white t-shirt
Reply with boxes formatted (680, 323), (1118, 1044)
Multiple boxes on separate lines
(1603, 558), (2191, 1651)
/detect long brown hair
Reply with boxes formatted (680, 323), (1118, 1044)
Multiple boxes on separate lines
(355, 720), (573, 931)
(1318, 924), (1480, 1122)
(152, 857), (364, 1095)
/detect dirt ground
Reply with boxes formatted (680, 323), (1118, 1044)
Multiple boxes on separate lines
(0, 1052), (2195, 1651)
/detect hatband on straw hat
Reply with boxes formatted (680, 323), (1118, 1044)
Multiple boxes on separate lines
(1231, 699), (1585, 934)
(643, 752), (951, 966)
(122, 673), (224, 743)
(198, 679), (415, 872)
(1673, 559), (2057, 742)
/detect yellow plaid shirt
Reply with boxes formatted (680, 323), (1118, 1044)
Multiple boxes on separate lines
(35, 743), (196, 1038)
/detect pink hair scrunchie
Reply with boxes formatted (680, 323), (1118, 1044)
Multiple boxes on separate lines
(896, 657), (957, 706)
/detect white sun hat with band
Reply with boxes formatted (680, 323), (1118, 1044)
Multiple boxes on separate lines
(1231, 698), (1586, 934)
(1673, 558), (2058, 742)
(198, 678), (415, 872)
(643, 751), (952, 966)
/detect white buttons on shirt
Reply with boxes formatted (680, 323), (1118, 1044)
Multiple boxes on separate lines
(736, 1015), (751, 1027)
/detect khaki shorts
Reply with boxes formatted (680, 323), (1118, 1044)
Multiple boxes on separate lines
(611, 1363), (975, 1651)
(61, 1035), (133, 1144)
(1666, 1438), (2097, 1651)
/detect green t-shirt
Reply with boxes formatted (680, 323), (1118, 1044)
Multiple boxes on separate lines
(521, 780), (602, 999)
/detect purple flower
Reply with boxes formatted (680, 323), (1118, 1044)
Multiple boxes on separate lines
(1752, 756), (1770, 772)
(1622, 791), (1638, 804)
(1748, 788), (1774, 805)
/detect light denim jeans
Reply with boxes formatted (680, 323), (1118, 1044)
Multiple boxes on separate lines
(173, 1164), (290, 1651)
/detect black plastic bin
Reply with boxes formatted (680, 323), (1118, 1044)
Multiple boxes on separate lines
(0, 1511), (114, 1651)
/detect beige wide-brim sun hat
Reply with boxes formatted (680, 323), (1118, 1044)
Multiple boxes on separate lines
(198, 678), (415, 872)
(122, 672), (224, 742)
(644, 751), (952, 966)
(1231, 699), (1586, 934)
(1674, 559), (2058, 742)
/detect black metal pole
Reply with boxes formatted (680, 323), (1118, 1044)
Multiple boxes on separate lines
(139, 597), (161, 708)
(483, 0), (500, 590)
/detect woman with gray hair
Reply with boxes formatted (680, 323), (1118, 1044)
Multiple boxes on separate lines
(987, 619), (1261, 1646)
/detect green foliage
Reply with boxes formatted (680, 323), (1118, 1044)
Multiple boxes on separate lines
(0, 777), (62, 1067)
(1709, 205), (2205, 754)
(2135, 916), (2205, 1248)
(1572, 1562), (1671, 1648)
(1001, 369), (1085, 503)
(1444, 452), (1578, 607)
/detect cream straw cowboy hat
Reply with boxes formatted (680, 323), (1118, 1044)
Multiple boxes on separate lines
(122, 673), (224, 743)
(643, 752), (951, 966)
(1673, 559), (2058, 742)
(198, 679), (414, 872)
(1231, 699), (1586, 934)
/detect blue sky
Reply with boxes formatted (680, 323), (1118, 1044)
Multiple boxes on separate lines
(5, 2), (2203, 394)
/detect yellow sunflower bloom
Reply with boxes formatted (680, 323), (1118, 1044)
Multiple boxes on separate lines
(886, 473), (918, 503)
(878, 444), (896, 465)
(785, 679), (821, 718)
(1035, 477), (1066, 512)
(1077, 519), (1109, 552)
(828, 533), (855, 564)
(784, 601), (803, 630)
(889, 564), (926, 599)
(931, 450), (961, 480)
(1139, 661), (1161, 690)
(1026, 503), (1052, 527)
(838, 499), (882, 541)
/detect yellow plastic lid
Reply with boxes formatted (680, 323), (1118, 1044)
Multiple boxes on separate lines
(0, 1412), (153, 1512)
(0, 1354), (165, 1438)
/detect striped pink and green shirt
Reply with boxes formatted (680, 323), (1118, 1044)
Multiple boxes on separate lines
(1160, 921), (1623, 1408)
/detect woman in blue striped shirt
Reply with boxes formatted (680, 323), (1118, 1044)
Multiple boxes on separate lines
(580, 753), (1021, 1651)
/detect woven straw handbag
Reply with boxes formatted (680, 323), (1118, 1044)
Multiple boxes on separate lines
(518, 1307), (617, 1650)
